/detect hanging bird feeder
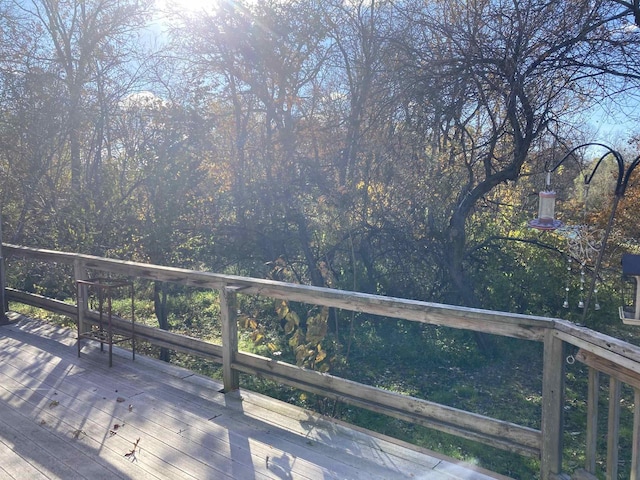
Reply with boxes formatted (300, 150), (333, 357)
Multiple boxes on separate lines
(529, 172), (563, 231)
(620, 254), (640, 325)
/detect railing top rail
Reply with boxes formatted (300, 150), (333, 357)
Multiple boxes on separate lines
(0, 243), (564, 340)
(554, 320), (640, 369)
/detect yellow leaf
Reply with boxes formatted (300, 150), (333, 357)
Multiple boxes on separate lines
(289, 330), (303, 348)
(276, 300), (289, 320)
(305, 308), (328, 344)
(238, 315), (250, 329)
(286, 311), (300, 327)
(251, 331), (264, 345)
(315, 346), (327, 363)
(284, 319), (296, 335)
(295, 345), (307, 364)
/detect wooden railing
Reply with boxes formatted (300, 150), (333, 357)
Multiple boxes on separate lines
(4, 244), (640, 479)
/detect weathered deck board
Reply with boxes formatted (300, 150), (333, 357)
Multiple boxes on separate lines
(0, 314), (511, 480)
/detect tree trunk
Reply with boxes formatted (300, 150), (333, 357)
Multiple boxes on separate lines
(447, 208), (496, 357)
(154, 281), (171, 362)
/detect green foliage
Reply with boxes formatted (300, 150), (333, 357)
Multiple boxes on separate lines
(11, 304), (76, 329)
(277, 300), (330, 371)
(238, 298), (332, 372)
(7, 260), (76, 301)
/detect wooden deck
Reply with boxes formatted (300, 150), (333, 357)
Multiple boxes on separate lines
(0, 314), (510, 480)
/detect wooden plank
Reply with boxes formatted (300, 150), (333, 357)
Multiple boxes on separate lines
(90, 354), (432, 480)
(0, 354), (245, 480)
(0, 436), (49, 479)
(6, 288), (77, 318)
(2, 314), (78, 348)
(114, 359), (429, 479)
(607, 376), (621, 480)
(0, 467), (15, 480)
(220, 388), (511, 480)
(216, 390), (443, 474)
(577, 348), (640, 390)
(74, 259), (89, 337)
(0, 396), (126, 480)
(0, 328), (244, 480)
(3, 305), (543, 457)
(234, 350), (541, 456)
(0, 365), (189, 480)
(322, 413), (514, 480)
(433, 461), (507, 480)
(572, 469), (598, 480)
(4, 244), (79, 263)
(0, 469), (16, 480)
(4, 244), (553, 340)
(98, 314), (223, 361)
(16, 300), (224, 364)
(0, 346), (248, 480)
(3, 316), (540, 462)
(555, 321), (640, 371)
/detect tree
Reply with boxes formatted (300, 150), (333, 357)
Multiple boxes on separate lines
(107, 90), (215, 360)
(169, 0), (334, 285)
(390, 0), (640, 309)
(19, 0), (153, 190)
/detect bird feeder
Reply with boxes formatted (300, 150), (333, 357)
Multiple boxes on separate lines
(529, 190), (563, 231)
(620, 254), (640, 325)
(529, 171), (563, 231)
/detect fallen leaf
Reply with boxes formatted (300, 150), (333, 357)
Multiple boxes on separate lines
(49, 400), (59, 408)
(124, 438), (141, 462)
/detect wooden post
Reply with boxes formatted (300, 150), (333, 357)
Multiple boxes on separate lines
(74, 259), (89, 337)
(220, 286), (239, 392)
(541, 329), (565, 480)
(0, 252), (6, 324)
(0, 215), (7, 323)
(585, 367), (600, 474)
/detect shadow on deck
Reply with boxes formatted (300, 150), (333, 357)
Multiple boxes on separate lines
(0, 313), (510, 480)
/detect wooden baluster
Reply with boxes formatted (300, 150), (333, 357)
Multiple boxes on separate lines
(606, 376), (621, 480)
(632, 388), (640, 480)
(585, 367), (599, 474)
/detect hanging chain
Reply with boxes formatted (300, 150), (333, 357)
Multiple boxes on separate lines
(559, 183), (604, 310)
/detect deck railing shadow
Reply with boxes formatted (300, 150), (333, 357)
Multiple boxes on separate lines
(0, 318), (150, 479)
(4, 243), (640, 480)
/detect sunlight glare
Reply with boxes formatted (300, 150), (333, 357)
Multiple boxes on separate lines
(157, 0), (219, 15)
